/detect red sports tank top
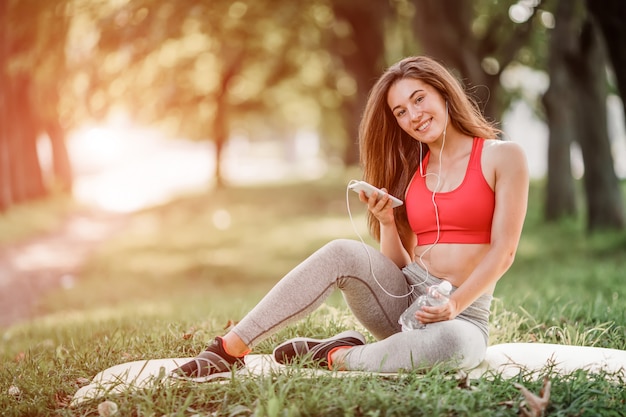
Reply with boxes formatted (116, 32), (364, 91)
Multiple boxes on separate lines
(405, 137), (495, 245)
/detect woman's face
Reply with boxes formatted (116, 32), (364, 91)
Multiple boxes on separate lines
(387, 78), (447, 144)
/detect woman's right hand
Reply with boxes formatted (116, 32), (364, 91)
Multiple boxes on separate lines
(358, 189), (396, 225)
(361, 188), (413, 267)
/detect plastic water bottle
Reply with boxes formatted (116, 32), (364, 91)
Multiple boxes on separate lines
(398, 281), (452, 331)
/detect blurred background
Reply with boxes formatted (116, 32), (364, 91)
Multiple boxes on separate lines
(1, 0), (625, 225)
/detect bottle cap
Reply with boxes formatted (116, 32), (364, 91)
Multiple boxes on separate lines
(437, 281), (452, 295)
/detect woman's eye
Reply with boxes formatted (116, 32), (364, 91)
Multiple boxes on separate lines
(396, 110), (405, 117)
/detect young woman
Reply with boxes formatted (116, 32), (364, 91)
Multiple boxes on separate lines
(173, 56), (528, 380)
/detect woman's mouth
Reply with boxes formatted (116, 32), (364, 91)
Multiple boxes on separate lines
(417, 118), (431, 132)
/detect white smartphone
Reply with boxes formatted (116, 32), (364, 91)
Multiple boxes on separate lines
(348, 181), (403, 208)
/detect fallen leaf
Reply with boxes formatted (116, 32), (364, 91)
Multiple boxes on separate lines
(182, 327), (197, 340)
(98, 399), (119, 416)
(55, 391), (72, 408)
(8, 385), (21, 398)
(456, 371), (473, 390)
(75, 377), (91, 386)
(223, 320), (238, 331)
(514, 377), (551, 417)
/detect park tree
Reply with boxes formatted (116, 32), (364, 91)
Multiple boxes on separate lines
(409, 0), (542, 125)
(542, 0), (577, 221)
(84, 0), (404, 173)
(0, 0), (9, 210)
(71, 0), (345, 188)
(326, 0), (394, 165)
(587, 0), (626, 121)
(406, 0), (624, 231)
(0, 0), (73, 212)
(543, 0), (624, 230)
(3, 0), (386, 205)
(3, 0), (624, 229)
(318, 0), (545, 165)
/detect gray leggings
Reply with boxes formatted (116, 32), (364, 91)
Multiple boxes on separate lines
(231, 239), (492, 372)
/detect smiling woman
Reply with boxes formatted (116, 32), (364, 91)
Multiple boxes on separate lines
(170, 55), (529, 381)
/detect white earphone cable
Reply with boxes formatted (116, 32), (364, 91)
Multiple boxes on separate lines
(416, 104), (447, 279)
(346, 101), (448, 299)
(346, 181), (417, 298)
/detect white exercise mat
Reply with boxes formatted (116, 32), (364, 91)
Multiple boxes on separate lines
(71, 343), (626, 406)
(467, 343), (626, 379)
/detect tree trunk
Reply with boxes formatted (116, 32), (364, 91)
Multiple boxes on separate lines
(542, 0), (578, 220)
(542, 85), (577, 220)
(46, 119), (73, 192)
(213, 96), (226, 189)
(0, 111), (10, 211)
(331, 1), (391, 166)
(586, 0), (626, 121)
(10, 75), (46, 203)
(0, 0), (10, 211)
(544, 0), (624, 230)
(212, 52), (243, 189)
(573, 18), (624, 230)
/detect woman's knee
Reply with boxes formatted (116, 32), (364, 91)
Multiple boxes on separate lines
(316, 239), (370, 267)
(320, 239), (365, 256)
(432, 323), (486, 367)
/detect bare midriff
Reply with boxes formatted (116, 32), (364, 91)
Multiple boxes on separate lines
(413, 242), (492, 292)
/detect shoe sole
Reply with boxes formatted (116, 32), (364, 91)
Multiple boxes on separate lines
(272, 330), (366, 362)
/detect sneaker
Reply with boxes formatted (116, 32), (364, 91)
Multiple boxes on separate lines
(170, 337), (245, 382)
(273, 330), (366, 368)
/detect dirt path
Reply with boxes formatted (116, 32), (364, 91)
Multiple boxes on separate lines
(0, 208), (129, 328)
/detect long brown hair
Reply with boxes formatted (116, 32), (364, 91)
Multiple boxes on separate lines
(358, 56), (502, 253)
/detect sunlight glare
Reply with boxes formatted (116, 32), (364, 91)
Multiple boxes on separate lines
(69, 119), (214, 213)
(481, 57), (500, 75)
(540, 11), (555, 29)
(69, 115), (328, 213)
(74, 127), (123, 167)
(212, 209), (232, 230)
(509, 4), (533, 24)
(228, 2), (248, 19)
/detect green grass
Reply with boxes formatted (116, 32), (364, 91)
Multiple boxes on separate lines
(0, 193), (75, 245)
(1, 171), (626, 416)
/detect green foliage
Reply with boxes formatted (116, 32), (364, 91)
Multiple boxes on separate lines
(66, 0), (339, 139)
(1, 173), (625, 416)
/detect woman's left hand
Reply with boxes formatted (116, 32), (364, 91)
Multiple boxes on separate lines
(415, 300), (459, 324)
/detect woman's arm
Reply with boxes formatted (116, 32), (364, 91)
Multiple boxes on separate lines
(451, 141), (528, 317)
(418, 141), (529, 322)
(380, 216), (415, 267)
